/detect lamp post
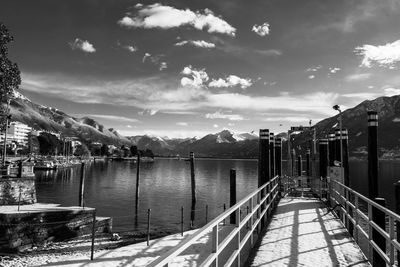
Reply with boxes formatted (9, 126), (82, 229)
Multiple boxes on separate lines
(333, 104), (343, 181)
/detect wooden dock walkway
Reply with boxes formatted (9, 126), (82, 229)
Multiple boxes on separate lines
(248, 196), (370, 266)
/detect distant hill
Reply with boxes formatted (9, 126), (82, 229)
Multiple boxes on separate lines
(291, 95), (400, 159)
(7, 91), (131, 146)
(7, 90), (400, 159)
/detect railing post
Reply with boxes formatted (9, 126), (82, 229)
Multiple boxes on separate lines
(181, 206), (184, 236)
(236, 209), (241, 266)
(250, 197), (254, 246)
(230, 169), (237, 224)
(372, 198), (386, 267)
(147, 208), (151, 246)
(90, 209), (96, 260)
(389, 216), (395, 265)
(368, 203), (373, 261)
(354, 195), (359, 243)
(212, 225), (218, 267)
(395, 180), (400, 265)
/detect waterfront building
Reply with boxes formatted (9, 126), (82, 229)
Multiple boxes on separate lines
(0, 121), (32, 146)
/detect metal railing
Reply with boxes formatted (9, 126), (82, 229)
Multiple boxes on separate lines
(329, 179), (400, 266)
(148, 175), (281, 267)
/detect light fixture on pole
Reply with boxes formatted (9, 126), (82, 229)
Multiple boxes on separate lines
(333, 104), (343, 180)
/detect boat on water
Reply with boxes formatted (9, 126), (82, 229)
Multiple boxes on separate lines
(34, 160), (56, 170)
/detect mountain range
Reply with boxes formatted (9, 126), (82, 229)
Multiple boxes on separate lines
(5, 91), (400, 159)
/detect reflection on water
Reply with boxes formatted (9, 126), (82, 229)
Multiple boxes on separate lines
(34, 158), (399, 233)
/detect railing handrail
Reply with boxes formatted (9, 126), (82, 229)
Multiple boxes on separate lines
(148, 175), (280, 266)
(331, 179), (400, 221)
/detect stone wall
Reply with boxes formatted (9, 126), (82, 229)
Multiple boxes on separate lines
(0, 207), (112, 252)
(0, 177), (37, 205)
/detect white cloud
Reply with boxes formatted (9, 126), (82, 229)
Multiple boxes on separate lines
(205, 111), (244, 121)
(138, 109), (158, 116)
(329, 67), (341, 73)
(76, 114), (140, 123)
(176, 122), (188, 126)
(341, 93), (378, 99)
(308, 75), (315, 79)
(175, 40), (216, 48)
(262, 116), (312, 123)
(228, 123), (235, 126)
(118, 4), (236, 36)
(306, 65), (322, 72)
(123, 45), (138, 53)
(180, 65), (209, 87)
(383, 87), (400, 96)
(252, 22), (270, 36)
(159, 62), (168, 71)
(22, 72), (339, 118)
(355, 39), (400, 68)
(69, 38), (96, 53)
(213, 124), (219, 128)
(209, 75), (252, 89)
(142, 53), (151, 62)
(345, 73), (371, 82)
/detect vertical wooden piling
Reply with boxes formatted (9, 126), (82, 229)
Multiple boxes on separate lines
(291, 149), (295, 177)
(269, 133), (275, 178)
(79, 162), (85, 207)
(341, 129), (350, 187)
(274, 138), (282, 176)
(334, 128), (342, 164)
(259, 129), (270, 229)
(372, 198), (386, 267)
(306, 149), (311, 177)
(90, 209), (96, 260)
(230, 169), (237, 224)
(189, 152), (196, 202)
(181, 206), (184, 236)
(319, 139), (328, 178)
(258, 129), (270, 187)
(395, 181), (400, 265)
(147, 208), (151, 246)
(328, 133), (336, 166)
(297, 155), (302, 176)
(368, 111), (379, 199)
(189, 152), (196, 228)
(135, 154), (141, 204)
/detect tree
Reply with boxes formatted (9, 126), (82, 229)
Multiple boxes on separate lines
(100, 144), (109, 156)
(74, 143), (91, 158)
(37, 132), (62, 155)
(0, 23), (21, 131)
(130, 145), (138, 157)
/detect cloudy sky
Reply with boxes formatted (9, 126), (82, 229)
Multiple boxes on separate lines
(2, 0), (400, 138)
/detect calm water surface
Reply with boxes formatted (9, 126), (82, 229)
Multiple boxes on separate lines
(35, 158), (258, 232)
(34, 158), (400, 233)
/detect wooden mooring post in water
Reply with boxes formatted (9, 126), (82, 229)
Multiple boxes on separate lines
(230, 169), (236, 224)
(306, 148), (310, 177)
(328, 133), (336, 167)
(135, 153), (141, 205)
(291, 148), (295, 177)
(189, 152), (196, 228)
(269, 133), (275, 178)
(274, 138), (282, 176)
(368, 111), (379, 199)
(79, 162), (85, 207)
(319, 139), (328, 178)
(297, 155), (302, 176)
(258, 129), (270, 228)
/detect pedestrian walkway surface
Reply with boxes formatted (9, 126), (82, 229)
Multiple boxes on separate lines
(249, 197), (370, 267)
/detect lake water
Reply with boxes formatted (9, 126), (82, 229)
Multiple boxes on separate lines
(34, 158), (400, 233)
